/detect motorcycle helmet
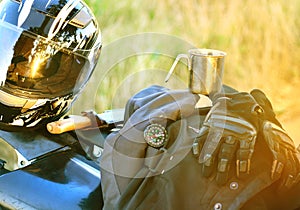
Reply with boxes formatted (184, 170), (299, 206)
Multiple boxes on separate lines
(0, 0), (102, 130)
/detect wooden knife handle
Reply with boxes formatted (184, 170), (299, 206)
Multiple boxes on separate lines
(47, 115), (92, 134)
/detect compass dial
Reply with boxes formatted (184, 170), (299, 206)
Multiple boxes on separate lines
(144, 124), (168, 148)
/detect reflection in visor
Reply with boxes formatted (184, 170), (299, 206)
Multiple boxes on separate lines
(0, 21), (99, 99)
(6, 33), (87, 97)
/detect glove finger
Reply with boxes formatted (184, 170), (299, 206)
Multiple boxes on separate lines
(292, 152), (300, 185)
(199, 129), (223, 164)
(200, 131), (224, 178)
(191, 126), (209, 157)
(280, 150), (300, 189)
(236, 137), (256, 177)
(216, 136), (238, 185)
(270, 140), (288, 181)
(201, 153), (217, 177)
(263, 121), (286, 179)
(270, 151), (284, 180)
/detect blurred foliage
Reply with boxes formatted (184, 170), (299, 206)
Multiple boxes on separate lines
(77, 0), (300, 141)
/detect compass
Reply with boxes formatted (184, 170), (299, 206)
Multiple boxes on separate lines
(144, 123), (168, 148)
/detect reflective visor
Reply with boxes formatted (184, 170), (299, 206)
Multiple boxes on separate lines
(0, 20), (100, 99)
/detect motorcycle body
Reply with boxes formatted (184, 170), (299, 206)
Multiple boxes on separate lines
(0, 127), (105, 210)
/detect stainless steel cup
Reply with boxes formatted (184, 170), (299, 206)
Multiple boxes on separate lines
(165, 49), (226, 95)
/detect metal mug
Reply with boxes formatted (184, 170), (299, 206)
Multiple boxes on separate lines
(165, 49), (226, 95)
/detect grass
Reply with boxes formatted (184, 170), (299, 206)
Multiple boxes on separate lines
(73, 0), (300, 142)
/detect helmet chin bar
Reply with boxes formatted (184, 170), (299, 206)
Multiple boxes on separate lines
(0, 89), (73, 129)
(0, 89), (40, 108)
(10, 95), (74, 128)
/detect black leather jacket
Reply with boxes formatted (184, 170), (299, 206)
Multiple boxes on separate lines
(100, 85), (300, 210)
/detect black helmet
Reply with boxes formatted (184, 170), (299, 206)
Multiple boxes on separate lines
(0, 0), (102, 130)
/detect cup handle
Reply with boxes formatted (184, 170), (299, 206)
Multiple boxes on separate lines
(164, 54), (190, 83)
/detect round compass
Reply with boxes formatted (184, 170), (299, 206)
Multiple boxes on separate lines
(144, 123), (168, 148)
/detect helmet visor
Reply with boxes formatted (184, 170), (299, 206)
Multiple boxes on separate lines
(0, 20), (101, 99)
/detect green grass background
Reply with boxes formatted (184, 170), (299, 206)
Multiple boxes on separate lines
(77, 0), (300, 142)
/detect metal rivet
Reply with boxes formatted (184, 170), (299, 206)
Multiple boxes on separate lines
(230, 182), (239, 190)
(214, 203), (222, 210)
(93, 145), (103, 158)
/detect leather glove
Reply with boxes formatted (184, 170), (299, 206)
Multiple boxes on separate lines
(192, 90), (300, 187)
(251, 89), (300, 188)
(193, 91), (260, 185)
